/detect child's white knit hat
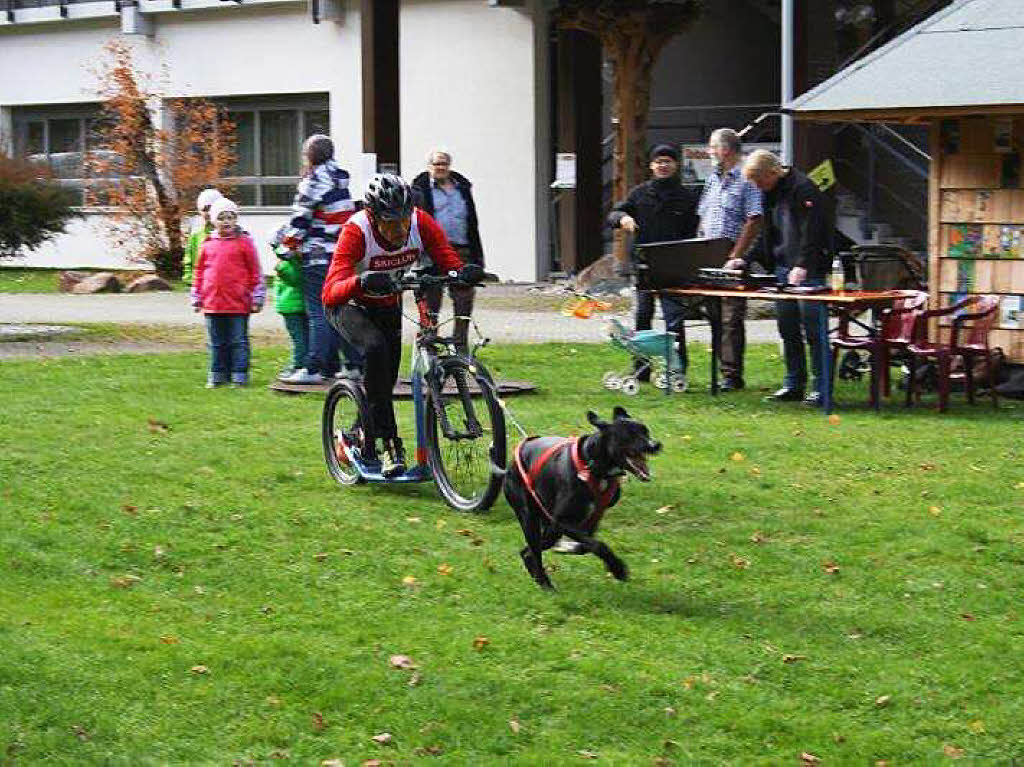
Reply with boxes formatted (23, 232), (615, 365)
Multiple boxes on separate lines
(209, 197), (239, 222)
(196, 188), (223, 211)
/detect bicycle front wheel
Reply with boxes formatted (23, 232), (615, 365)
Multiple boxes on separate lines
(322, 379), (369, 486)
(425, 357), (507, 512)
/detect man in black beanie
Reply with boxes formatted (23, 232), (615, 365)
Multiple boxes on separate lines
(607, 143), (699, 382)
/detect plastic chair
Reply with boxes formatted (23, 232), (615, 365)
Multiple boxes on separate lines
(905, 294), (1001, 412)
(830, 290), (927, 408)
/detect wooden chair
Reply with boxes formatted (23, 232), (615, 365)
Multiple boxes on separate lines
(905, 294), (1001, 412)
(830, 290), (927, 408)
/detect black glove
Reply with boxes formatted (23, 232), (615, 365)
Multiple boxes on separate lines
(457, 263), (485, 285)
(360, 271), (397, 295)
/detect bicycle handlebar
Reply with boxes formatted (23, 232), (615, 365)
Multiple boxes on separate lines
(397, 270), (486, 290)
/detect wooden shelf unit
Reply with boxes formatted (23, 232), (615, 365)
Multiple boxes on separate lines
(930, 115), (1024, 361)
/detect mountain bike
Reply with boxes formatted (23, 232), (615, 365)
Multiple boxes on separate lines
(321, 271), (507, 512)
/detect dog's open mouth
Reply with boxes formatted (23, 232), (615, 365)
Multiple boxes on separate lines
(624, 453), (652, 481)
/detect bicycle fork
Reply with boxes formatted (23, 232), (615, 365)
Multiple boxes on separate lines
(427, 361), (483, 441)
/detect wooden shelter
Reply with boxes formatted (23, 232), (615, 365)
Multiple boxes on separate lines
(787, 0), (1024, 362)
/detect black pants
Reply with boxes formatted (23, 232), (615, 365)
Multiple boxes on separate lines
(327, 302), (403, 444)
(634, 290), (688, 378)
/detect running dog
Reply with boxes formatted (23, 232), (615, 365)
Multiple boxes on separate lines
(503, 406), (661, 589)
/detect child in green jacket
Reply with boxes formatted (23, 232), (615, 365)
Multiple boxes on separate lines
(271, 225), (309, 379)
(183, 188), (222, 286)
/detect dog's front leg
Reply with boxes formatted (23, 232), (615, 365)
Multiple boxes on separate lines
(553, 521), (628, 582)
(519, 508), (555, 590)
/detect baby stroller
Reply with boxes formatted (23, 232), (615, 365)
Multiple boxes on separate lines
(602, 317), (687, 395)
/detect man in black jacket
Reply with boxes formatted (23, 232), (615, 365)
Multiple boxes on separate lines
(412, 150), (485, 352)
(742, 149), (833, 406)
(608, 144), (699, 382)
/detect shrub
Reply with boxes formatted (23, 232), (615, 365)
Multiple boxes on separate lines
(0, 154), (79, 259)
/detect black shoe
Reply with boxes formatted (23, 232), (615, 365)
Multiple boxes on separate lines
(802, 391), (823, 407)
(764, 387), (805, 402)
(380, 437), (407, 478)
(720, 379), (745, 393)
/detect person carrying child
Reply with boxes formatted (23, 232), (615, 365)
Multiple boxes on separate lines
(270, 225), (308, 380)
(182, 188), (223, 286)
(191, 198), (266, 388)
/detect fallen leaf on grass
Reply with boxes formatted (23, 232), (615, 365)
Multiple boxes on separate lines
(823, 560), (840, 574)
(371, 732), (393, 745)
(71, 725), (90, 741)
(110, 574), (141, 589)
(408, 671), (422, 687)
(664, 706), (677, 716)
(682, 434), (693, 441)
(311, 712), (325, 732)
(874, 694), (891, 707)
(456, 528), (474, 536)
(406, 516), (422, 523)
(437, 563), (453, 576)
(943, 744), (965, 759)
(827, 414), (841, 426)
(782, 654), (807, 664)
(968, 720), (985, 734)
(147, 419), (170, 434)
(731, 554), (750, 570)
(800, 753), (821, 765)
(472, 636), (490, 651)
(389, 655), (417, 670)
(121, 504), (138, 516)
(362, 761), (381, 767)
(919, 462), (936, 471)
(320, 760), (344, 767)
(265, 696), (281, 706)
(961, 613), (976, 621)
(314, 553), (329, 562)
(1015, 482), (1024, 490)
(435, 519), (446, 529)
(190, 665), (209, 675)
(730, 452), (745, 462)
(750, 531), (766, 544)
(508, 718), (521, 734)
(159, 635), (178, 645)
(654, 505), (674, 515)
(577, 750), (598, 759)
(413, 745), (443, 756)
(750, 467), (762, 476)
(401, 575), (418, 587)
(928, 506), (942, 517)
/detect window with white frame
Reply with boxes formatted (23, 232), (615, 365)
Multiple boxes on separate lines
(216, 93), (330, 208)
(12, 103), (103, 206)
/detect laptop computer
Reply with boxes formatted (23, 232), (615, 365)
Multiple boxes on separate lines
(633, 237), (733, 290)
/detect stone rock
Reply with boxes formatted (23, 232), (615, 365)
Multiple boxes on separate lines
(58, 271), (91, 292)
(575, 253), (618, 290)
(70, 272), (121, 294)
(124, 275), (173, 293)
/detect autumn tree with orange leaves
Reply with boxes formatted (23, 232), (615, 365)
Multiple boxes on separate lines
(87, 40), (235, 279)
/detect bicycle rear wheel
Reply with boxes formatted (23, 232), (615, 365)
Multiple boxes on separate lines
(425, 357), (506, 512)
(322, 379), (369, 485)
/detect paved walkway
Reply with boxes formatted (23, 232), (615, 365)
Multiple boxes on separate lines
(0, 288), (782, 346)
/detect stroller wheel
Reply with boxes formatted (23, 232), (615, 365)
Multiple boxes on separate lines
(602, 372), (622, 390)
(653, 372), (669, 389)
(838, 350), (865, 381)
(620, 377), (640, 395)
(671, 374), (688, 393)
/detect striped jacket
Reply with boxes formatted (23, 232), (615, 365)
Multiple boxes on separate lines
(281, 159), (357, 266)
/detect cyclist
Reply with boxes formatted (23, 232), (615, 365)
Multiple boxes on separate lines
(322, 173), (484, 477)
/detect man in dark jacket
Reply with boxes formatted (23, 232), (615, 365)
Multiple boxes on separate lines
(608, 143), (699, 382)
(412, 150), (484, 353)
(742, 149), (833, 406)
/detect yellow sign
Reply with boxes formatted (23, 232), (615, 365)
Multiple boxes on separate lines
(808, 159), (836, 192)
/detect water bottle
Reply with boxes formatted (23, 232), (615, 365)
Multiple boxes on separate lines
(830, 256), (845, 293)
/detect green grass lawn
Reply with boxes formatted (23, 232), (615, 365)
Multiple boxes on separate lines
(0, 267), (187, 293)
(1, 342), (1023, 764)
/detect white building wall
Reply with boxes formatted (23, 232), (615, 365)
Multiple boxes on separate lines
(0, 2), (363, 273)
(399, 0), (540, 283)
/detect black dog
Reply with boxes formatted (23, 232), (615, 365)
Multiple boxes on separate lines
(503, 406), (661, 589)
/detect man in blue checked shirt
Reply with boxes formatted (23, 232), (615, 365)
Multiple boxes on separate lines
(697, 128), (764, 392)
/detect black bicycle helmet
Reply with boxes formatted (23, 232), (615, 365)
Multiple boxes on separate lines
(364, 173), (414, 220)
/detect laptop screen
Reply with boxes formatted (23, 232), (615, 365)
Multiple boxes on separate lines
(634, 237), (733, 289)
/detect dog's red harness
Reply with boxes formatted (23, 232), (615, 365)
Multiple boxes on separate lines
(513, 436), (620, 531)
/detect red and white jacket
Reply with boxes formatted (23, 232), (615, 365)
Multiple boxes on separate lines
(322, 208), (464, 308)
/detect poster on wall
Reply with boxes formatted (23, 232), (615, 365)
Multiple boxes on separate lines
(680, 142), (781, 184)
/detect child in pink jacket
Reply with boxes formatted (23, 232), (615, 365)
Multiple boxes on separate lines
(190, 198), (266, 387)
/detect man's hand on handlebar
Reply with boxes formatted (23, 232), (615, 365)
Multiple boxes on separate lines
(457, 263), (485, 286)
(360, 271), (398, 295)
